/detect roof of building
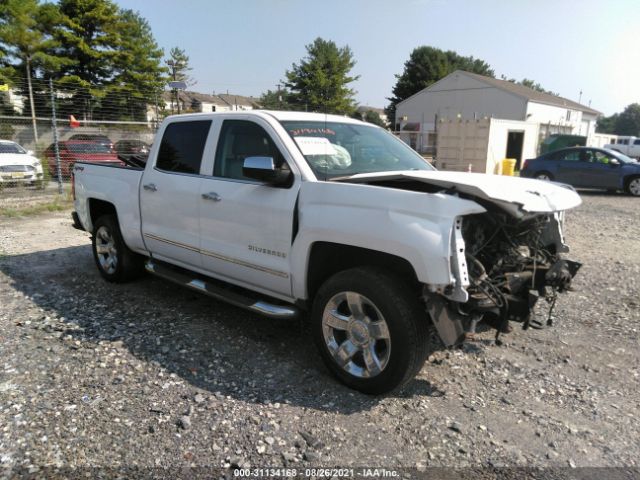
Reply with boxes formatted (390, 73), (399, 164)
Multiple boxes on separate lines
(458, 71), (600, 115)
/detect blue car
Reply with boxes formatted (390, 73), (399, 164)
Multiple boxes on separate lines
(521, 147), (640, 196)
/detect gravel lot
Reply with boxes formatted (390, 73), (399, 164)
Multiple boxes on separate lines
(1, 192), (639, 477)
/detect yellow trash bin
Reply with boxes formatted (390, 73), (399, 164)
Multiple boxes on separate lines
(501, 158), (516, 176)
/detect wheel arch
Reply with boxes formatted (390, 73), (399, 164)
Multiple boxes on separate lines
(88, 198), (118, 230)
(305, 242), (421, 303)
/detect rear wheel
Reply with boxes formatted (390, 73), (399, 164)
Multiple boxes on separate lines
(535, 171), (553, 181)
(92, 215), (144, 282)
(627, 177), (640, 196)
(311, 267), (429, 394)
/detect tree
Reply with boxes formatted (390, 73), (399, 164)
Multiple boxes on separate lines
(597, 113), (618, 134)
(55, 0), (121, 86)
(362, 109), (387, 128)
(500, 75), (558, 96)
(614, 103), (640, 136)
(165, 47), (193, 114)
(386, 46), (493, 127)
(284, 37), (359, 115)
(103, 9), (167, 121)
(258, 88), (290, 110)
(0, 0), (68, 141)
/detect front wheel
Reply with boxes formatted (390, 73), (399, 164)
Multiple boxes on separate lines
(311, 267), (429, 394)
(626, 177), (640, 196)
(92, 215), (144, 282)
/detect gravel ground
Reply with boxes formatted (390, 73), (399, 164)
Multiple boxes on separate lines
(0, 192), (639, 478)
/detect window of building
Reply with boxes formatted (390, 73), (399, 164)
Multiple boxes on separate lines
(566, 110), (571, 121)
(156, 120), (212, 174)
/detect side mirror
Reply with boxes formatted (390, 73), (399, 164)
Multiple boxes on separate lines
(609, 159), (620, 166)
(27, 150), (35, 156)
(242, 156), (292, 187)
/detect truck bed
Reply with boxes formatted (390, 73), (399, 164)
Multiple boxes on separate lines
(73, 162), (148, 254)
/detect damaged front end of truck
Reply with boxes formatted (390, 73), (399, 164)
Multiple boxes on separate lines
(426, 208), (581, 346)
(339, 170), (583, 347)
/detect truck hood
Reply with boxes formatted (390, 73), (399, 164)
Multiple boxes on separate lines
(337, 170), (582, 214)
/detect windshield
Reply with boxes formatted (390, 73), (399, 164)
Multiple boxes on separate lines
(605, 149), (636, 163)
(281, 121), (435, 180)
(0, 142), (26, 154)
(67, 143), (112, 154)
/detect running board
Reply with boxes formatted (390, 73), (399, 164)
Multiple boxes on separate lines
(144, 260), (300, 320)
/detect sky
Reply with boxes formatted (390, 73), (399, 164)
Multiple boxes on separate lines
(116, 0), (639, 116)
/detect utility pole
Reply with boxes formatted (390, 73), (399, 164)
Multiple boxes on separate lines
(49, 78), (62, 194)
(26, 57), (38, 144)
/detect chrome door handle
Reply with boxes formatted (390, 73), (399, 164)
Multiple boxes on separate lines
(143, 183), (157, 192)
(201, 192), (221, 202)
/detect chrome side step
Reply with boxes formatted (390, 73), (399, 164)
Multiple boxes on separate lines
(144, 260), (300, 320)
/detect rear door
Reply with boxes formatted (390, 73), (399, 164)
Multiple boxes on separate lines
(198, 117), (300, 298)
(555, 149), (587, 185)
(140, 119), (213, 268)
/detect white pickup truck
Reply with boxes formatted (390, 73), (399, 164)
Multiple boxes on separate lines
(73, 111), (582, 394)
(604, 136), (640, 159)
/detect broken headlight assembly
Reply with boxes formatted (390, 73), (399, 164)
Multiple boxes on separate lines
(426, 210), (581, 346)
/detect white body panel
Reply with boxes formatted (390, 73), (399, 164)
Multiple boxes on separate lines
(74, 111), (582, 306)
(73, 163), (146, 253)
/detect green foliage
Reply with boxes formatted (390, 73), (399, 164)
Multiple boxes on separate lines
(55, 0), (121, 85)
(362, 110), (387, 128)
(284, 37), (359, 115)
(166, 47), (192, 84)
(386, 46), (494, 127)
(597, 113), (619, 134)
(0, 0), (167, 121)
(500, 76), (558, 96)
(597, 104), (640, 136)
(258, 89), (290, 110)
(614, 103), (640, 136)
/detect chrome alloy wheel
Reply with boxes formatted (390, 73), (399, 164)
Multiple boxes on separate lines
(322, 291), (391, 378)
(536, 173), (551, 181)
(95, 225), (118, 274)
(629, 178), (640, 196)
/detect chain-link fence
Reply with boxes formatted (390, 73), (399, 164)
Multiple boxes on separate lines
(0, 77), (162, 206)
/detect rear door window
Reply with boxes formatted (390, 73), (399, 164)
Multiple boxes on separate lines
(156, 120), (212, 174)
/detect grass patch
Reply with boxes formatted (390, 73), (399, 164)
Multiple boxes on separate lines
(0, 196), (73, 218)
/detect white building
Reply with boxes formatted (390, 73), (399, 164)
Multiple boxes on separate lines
(396, 70), (601, 170)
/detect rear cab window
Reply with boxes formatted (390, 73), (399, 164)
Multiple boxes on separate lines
(156, 120), (212, 174)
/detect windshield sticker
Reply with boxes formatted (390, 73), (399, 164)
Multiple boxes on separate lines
(294, 136), (338, 156)
(289, 127), (336, 136)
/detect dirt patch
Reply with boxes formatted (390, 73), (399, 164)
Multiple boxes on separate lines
(0, 193), (638, 475)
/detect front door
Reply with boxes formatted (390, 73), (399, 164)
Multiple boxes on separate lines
(140, 119), (212, 268)
(580, 149), (621, 189)
(198, 118), (300, 298)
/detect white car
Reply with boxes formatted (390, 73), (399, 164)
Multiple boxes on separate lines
(0, 140), (44, 187)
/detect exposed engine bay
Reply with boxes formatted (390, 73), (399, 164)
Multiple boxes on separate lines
(461, 210), (580, 330)
(336, 174), (582, 347)
(427, 208), (581, 346)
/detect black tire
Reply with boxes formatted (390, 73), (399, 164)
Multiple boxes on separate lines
(92, 214), (144, 282)
(311, 267), (429, 395)
(534, 171), (554, 181)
